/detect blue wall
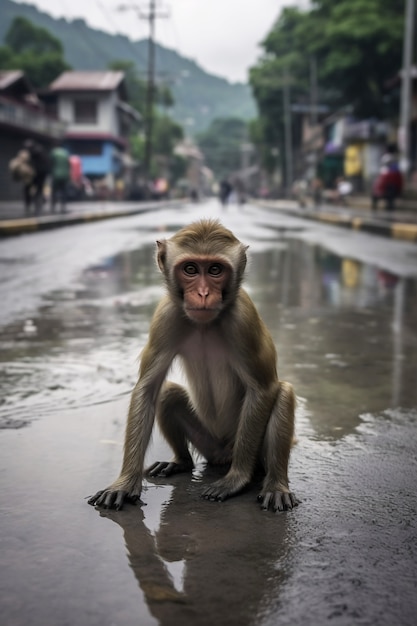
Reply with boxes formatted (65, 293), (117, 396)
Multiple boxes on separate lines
(67, 141), (122, 178)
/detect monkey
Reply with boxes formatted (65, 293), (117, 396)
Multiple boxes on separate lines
(88, 219), (298, 513)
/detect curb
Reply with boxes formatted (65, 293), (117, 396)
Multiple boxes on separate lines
(255, 202), (417, 243)
(0, 201), (182, 238)
(314, 211), (417, 242)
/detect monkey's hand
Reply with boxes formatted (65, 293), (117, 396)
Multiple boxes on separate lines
(146, 459), (194, 477)
(257, 490), (299, 512)
(201, 471), (248, 502)
(87, 476), (143, 511)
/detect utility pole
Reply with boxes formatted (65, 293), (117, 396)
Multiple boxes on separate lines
(117, 2), (169, 182)
(310, 56), (318, 129)
(399, 0), (415, 176)
(143, 0), (157, 181)
(310, 56), (318, 178)
(283, 66), (293, 195)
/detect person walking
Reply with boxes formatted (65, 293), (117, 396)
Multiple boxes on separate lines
(219, 178), (232, 207)
(50, 144), (71, 213)
(371, 144), (403, 212)
(9, 146), (35, 194)
(22, 140), (51, 215)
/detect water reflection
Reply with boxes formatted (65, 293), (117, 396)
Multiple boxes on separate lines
(99, 468), (292, 626)
(0, 236), (416, 436)
(248, 240), (417, 440)
(0, 246), (162, 427)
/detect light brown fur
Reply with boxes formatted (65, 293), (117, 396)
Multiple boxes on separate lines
(88, 219), (297, 512)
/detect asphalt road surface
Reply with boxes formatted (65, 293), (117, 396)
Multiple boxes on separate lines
(1, 199), (416, 626)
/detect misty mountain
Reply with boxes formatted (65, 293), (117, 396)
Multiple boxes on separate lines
(0, 0), (257, 133)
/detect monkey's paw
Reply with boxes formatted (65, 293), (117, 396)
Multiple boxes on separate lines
(257, 490), (299, 512)
(201, 473), (248, 502)
(87, 483), (143, 511)
(146, 459), (194, 477)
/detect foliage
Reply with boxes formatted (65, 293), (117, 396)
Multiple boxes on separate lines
(0, 16), (70, 87)
(305, 0), (404, 117)
(130, 113), (184, 179)
(5, 16), (63, 55)
(249, 0), (406, 174)
(108, 59), (175, 115)
(153, 115), (183, 156)
(196, 117), (249, 179)
(108, 60), (147, 115)
(169, 153), (187, 183)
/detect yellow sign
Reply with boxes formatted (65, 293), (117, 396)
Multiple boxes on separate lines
(344, 145), (362, 176)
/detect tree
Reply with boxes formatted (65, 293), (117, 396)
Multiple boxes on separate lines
(108, 60), (147, 115)
(249, 7), (311, 177)
(5, 17), (64, 55)
(303, 0), (404, 117)
(196, 117), (249, 179)
(0, 17), (70, 87)
(153, 115), (183, 156)
(108, 60), (176, 115)
(249, 0), (405, 178)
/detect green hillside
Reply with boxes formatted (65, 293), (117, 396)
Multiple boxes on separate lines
(0, 0), (256, 133)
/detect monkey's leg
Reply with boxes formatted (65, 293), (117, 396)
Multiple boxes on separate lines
(258, 381), (299, 512)
(147, 381), (231, 477)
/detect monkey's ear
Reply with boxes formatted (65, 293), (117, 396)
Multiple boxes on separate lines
(156, 240), (167, 272)
(237, 244), (249, 279)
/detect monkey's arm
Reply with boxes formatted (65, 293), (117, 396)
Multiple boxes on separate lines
(88, 299), (178, 510)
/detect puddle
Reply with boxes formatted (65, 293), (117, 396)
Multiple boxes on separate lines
(0, 234), (416, 433)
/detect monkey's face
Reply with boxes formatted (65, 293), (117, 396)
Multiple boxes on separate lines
(174, 258), (231, 324)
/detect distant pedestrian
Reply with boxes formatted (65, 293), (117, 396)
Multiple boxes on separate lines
(50, 144), (71, 213)
(371, 144), (403, 212)
(311, 177), (323, 208)
(371, 166), (403, 212)
(292, 179), (308, 208)
(219, 179), (232, 207)
(22, 140), (51, 214)
(336, 177), (352, 206)
(9, 146), (35, 189)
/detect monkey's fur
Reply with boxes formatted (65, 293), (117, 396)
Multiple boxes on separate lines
(88, 219), (297, 512)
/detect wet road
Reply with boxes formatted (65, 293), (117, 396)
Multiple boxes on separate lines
(1, 199), (417, 626)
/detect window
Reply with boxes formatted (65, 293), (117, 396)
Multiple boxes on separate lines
(74, 99), (97, 124)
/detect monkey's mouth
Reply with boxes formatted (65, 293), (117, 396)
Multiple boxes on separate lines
(185, 307), (219, 323)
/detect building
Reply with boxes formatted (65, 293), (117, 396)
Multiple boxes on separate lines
(297, 109), (393, 192)
(44, 71), (141, 195)
(0, 70), (66, 201)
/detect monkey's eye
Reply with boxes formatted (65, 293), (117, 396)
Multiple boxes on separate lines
(183, 263), (198, 275)
(208, 264), (223, 276)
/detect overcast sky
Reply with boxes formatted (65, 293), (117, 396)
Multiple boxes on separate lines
(13, 0), (301, 83)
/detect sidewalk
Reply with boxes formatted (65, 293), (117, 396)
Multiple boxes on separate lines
(254, 198), (417, 243)
(0, 199), (183, 237)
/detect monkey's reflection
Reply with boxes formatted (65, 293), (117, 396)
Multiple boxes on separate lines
(99, 468), (292, 626)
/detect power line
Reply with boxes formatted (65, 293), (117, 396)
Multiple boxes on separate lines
(96, 0), (146, 59)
